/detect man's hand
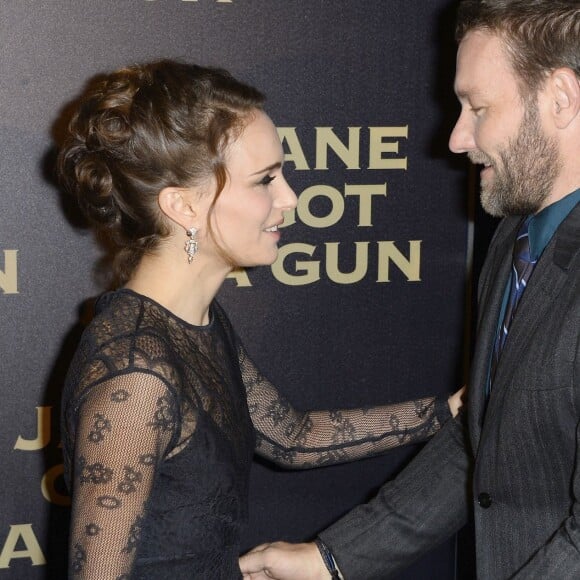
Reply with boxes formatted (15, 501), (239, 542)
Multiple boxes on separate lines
(240, 541), (331, 579)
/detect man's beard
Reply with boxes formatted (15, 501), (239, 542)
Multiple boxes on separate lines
(469, 102), (561, 217)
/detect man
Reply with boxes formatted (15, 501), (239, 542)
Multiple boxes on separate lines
(240, 0), (580, 578)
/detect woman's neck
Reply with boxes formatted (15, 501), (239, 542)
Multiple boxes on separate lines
(125, 251), (231, 326)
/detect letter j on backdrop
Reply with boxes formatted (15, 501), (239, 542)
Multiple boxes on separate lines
(0, 250), (18, 294)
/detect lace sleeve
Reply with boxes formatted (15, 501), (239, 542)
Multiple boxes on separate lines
(240, 346), (451, 469)
(68, 372), (177, 579)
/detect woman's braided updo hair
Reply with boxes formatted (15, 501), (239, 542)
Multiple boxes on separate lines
(58, 60), (265, 284)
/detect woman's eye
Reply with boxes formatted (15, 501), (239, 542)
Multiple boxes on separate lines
(259, 174), (276, 186)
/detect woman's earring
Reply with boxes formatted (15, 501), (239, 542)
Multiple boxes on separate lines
(184, 227), (198, 263)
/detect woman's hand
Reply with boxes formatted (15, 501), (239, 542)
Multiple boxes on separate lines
(448, 385), (466, 417)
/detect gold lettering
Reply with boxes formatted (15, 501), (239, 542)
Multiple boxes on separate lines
(325, 242), (369, 284)
(344, 183), (387, 226)
(225, 269), (252, 287)
(281, 208), (296, 227)
(368, 127), (408, 170)
(14, 407), (51, 451)
(41, 465), (71, 507)
(271, 244), (319, 286)
(297, 185), (344, 228)
(377, 240), (422, 282)
(315, 127), (361, 170)
(277, 128), (310, 170)
(0, 250), (18, 295)
(0, 524), (46, 568)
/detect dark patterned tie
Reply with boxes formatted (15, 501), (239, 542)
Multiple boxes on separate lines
(489, 218), (536, 391)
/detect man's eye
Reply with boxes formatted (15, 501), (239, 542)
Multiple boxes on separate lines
(259, 175), (276, 186)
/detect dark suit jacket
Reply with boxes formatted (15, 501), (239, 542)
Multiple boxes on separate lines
(320, 203), (580, 579)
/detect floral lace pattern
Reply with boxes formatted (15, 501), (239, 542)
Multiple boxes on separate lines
(244, 350), (446, 468)
(62, 289), (448, 579)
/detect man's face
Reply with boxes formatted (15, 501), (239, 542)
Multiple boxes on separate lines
(449, 31), (560, 217)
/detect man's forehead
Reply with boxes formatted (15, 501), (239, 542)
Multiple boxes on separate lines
(454, 31), (513, 94)
(457, 30), (500, 63)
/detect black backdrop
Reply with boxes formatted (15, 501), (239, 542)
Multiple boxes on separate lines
(0, 2), (476, 578)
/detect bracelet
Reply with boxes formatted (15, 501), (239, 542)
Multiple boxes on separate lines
(315, 538), (341, 579)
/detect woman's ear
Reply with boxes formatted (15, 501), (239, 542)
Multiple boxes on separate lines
(158, 186), (199, 230)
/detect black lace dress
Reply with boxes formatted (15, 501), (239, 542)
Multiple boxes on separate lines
(61, 289), (451, 579)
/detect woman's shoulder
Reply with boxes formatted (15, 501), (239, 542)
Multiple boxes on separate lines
(68, 290), (178, 389)
(90, 288), (176, 343)
(90, 289), (142, 335)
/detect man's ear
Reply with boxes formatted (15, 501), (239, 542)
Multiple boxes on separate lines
(158, 186), (199, 230)
(547, 67), (580, 129)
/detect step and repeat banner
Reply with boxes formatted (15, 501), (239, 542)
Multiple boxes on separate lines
(0, 1), (471, 578)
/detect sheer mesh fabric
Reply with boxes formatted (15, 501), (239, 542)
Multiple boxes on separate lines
(244, 351), (446, 467)
(67, 373), (174, 579)
(62, 289), (449, 579)
(63, 290), (255, 579)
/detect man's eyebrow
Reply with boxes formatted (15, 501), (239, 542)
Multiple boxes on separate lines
(455, 85), (486, 100)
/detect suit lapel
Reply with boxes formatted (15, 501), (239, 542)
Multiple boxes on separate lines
(492, 203), (580, 388)
(468, 218), (518, 450)
(553, 202), (580, 271)
(473, 203), (580, 446)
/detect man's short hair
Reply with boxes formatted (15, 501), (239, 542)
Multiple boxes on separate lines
(456, 0), (580, 97)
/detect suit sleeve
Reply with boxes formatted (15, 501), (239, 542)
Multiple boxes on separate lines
(319, 412), (472, 579)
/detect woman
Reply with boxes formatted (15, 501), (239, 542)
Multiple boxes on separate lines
(58, 60), (463, 579)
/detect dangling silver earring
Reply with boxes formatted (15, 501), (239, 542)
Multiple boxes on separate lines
(184, 227), (198, 263)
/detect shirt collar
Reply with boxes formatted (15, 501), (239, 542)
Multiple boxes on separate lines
(527, 188), (580, 260)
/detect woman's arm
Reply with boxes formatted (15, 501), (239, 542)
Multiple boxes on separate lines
(67, 372), (175, 578)
(239, 345), (464, 469)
